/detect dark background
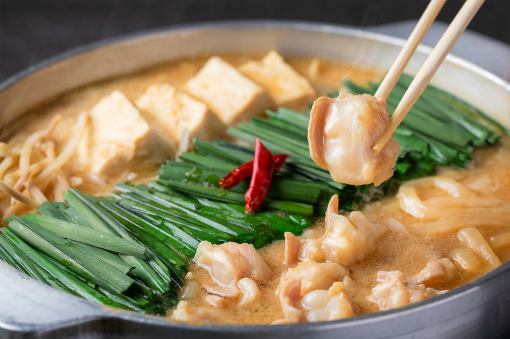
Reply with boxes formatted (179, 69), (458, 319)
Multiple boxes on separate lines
(1, 0), (509, 81)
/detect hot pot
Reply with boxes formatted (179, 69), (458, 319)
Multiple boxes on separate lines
(0, 21), (509, 339)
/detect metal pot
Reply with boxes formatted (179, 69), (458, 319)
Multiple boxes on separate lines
(1, 21), (509, 339)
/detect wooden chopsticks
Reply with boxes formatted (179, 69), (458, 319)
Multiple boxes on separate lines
(373, 0), (486, 152)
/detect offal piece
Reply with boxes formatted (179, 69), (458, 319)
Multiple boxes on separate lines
(284, 232), (301, 267)
(194, 241), (272, 287)
(276, 260), (353, 323)
(412, 258), (457, 285)
(136, 83), (223, 148)
(186, 57), (271, 125)
(368, 271), (442, 311)
(237, 277), (261, 306)
(239, 51), (316, 107)
(193, 241), (272, 305)
(308, 93), (400, 186)
(278, 260), (348, 294)
(300, 282), (355, 322)
(172, 301), (221, 323)
(285, 195), (386, 266)
(321, 196), (386, 265)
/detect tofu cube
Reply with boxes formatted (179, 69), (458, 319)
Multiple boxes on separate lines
(77, 91), (166, 179)
(136, 83), (223, 146)
(239, 51), (316, 107)
(186, 57), (270, 125)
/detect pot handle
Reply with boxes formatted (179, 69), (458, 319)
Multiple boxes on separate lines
(0, 261), (109, 334)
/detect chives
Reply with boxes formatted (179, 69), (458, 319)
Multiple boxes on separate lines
(24, 214), (148, 259)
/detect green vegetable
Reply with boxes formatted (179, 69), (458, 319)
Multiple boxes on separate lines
(24, 214), (148, 259)
(157, 179), (314, 216)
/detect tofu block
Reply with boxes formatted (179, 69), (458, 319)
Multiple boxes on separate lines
(239, 51), (316, 107)
(186, 57), (270, 125)
(77, 91), (167, 179)
(136, 83), (223, 146)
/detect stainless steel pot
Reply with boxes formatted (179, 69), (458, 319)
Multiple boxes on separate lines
(1, 21), (509, 339)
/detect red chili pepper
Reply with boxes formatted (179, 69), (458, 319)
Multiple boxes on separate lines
(218, 162), (253, 189)
(245, 139), (274, 213)
(272, 154), (289, 172)
(219, 154), (288, 189)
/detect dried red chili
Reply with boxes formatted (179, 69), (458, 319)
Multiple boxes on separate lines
(272, 154), (289, 172)
(219, 154), (288, 189)
(245, 139), (274, 213)
(218, 162), (253, 189)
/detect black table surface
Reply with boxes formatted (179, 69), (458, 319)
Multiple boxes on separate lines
(1, 0), (509, 82)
